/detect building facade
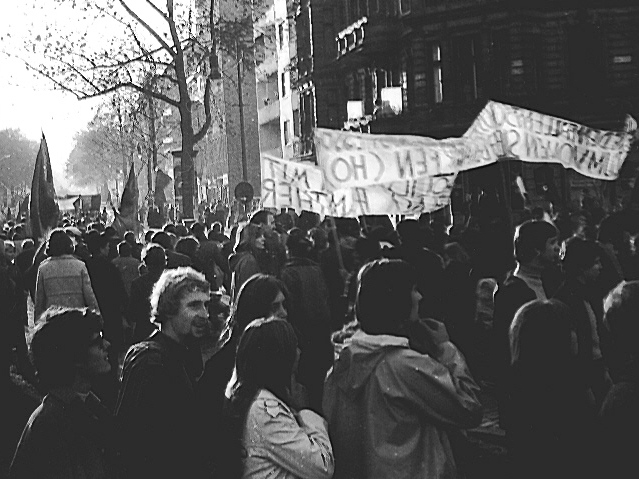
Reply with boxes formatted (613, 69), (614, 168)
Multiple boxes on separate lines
(297, 0), (639, 214)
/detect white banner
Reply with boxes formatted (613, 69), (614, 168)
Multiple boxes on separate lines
(314, 128), (467, 188)
(262, 101), (635, 217)
(261, 154), (456, 217)
(463, 101), (633, 180)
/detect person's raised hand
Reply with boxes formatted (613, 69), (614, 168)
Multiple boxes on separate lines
(406, 318), (449, 358)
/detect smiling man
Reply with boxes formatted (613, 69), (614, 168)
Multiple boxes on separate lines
(115, 267), (211, 479)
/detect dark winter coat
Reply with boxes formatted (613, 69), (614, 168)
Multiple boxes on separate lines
(10, 389), (115, 479)
(115, 331), (206, 479)
(280, 256), (334, 411)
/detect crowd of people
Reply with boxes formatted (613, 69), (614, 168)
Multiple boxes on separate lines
(1, 196), (639, 478)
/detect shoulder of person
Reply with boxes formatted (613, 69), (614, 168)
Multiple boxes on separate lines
(123, 340), (166, 370)
(498, 273), (530, 293)
(250, 389), (294, 421)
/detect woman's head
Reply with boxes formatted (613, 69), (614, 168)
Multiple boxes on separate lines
(233, 274), (288, 332)
(355, 259), (418, 336)
(46, 229), (75, 257)
(234, 316), (298, 401)
(234, 223), (264, 253)
(509, 299), (575, 367)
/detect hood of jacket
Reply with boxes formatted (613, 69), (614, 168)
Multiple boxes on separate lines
(330, 330), (410, 395)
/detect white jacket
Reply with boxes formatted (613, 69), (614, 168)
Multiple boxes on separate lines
(242, 389), (334, 479)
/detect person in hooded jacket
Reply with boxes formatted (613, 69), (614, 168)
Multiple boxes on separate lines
(229, 223), (267, 301)
(323, 259), (483, 479)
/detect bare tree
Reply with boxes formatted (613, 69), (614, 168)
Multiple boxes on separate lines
(18, 0), (251, 218)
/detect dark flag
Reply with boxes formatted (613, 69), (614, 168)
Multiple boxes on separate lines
(73, 196), (82, 214)
(30, 134), (59, 240)
(154, 169), (172, 206)
(112, 163), (139, 235)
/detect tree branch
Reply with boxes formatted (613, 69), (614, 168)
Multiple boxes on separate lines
(193, 76), (213, 144)
(118, 0), (176, 57)
(145, 0), (170, 22)
(76, 82), (180, 108)
(16, 57), (83, 100)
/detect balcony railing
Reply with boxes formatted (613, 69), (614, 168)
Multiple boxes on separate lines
(336, 16), (400, 60)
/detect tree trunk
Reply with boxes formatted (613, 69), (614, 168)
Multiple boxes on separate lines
(175, 38), (195, 219)
(178, 106), (196, 219)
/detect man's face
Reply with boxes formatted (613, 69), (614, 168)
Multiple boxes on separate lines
(540, 236), (561, 266)
(167, 289), (211, 343)
(80, 332), (111, 377)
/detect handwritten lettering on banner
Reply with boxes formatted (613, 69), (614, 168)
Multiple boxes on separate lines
(261, 154), (457, 217)
(314, 128), (468, 188)
(261, 154), (327, 214)
(463, 101), (634, 180)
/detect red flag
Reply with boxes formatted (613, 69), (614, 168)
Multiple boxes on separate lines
(29, 134), (59, 240)
(112, 163), (139, 235)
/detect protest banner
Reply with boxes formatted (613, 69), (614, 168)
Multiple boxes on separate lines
(263, 101), (635, 218)
(463, 101), (634, 180)
(261, 154), (327, 214)
(314, 128), (468, 189)
(261, 154), (457, 217)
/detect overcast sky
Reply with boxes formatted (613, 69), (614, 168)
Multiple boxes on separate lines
(0, 0), (163, 194)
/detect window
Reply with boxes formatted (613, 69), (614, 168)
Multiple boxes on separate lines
(278, 23), (285, 50)
(281, 72), (288, 97)
(254, 34), (265, 63)
(567, 22), (605, 98)
(450, 35), (479, 103)
(488, 29), (510, 96)
(401, 71), (408, 111)
(283, 120), (291, 144)
(608, 31), (637, 90)
(432, 44), (443, 103)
